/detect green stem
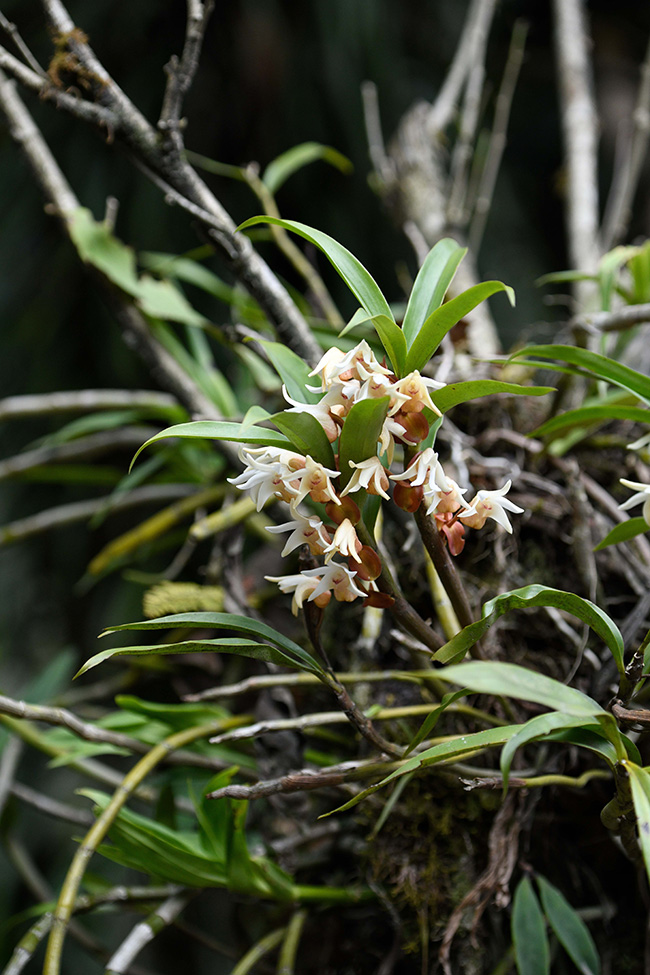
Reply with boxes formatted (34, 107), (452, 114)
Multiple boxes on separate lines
(277, 910), (307, 975)
(230, 928), (286, 975)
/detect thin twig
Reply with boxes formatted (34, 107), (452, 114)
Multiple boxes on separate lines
(0, 427), (158, 480)
(361, 80), (391, 184)
(601, 34), (650, 249)
(0, 13), (46, 76)
(158, 0), (214, 151)
(11, 781), (95, 827)
(0, 735), (22, 818)
(469, 19), (528, 254)
(0, 389), (179, 420)
(0, 692), (250, 771)
(574, 302), (650, 333)
(553, 0), (601, 297)
(104, 893), (194, 975)
(446, 0), (497, 228)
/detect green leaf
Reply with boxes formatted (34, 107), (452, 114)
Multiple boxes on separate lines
(97, 612), (323, 674)
(594, 517), (648, 551)
(536, 269), (596, 286)
(500, 713), (601, 791)
(368, 314), (408, 376)
(533, 403), (650, 440)
(436, 661), (605, 717)
(512, 877), (550, 975)
(509, 345), (650, 406)
(257, 340), (320, 404)
(262, 142), (353, 194)
(130, 420), (292, 468)
(337, 396), (390, 489)
(402, 239), (467, 348)
(237, 217), (393, 320)
(404, 690), (467, 756)
(626, 762), (650, 885)
(431, 380), (553, 413)
(136, 276), (208, 327)
(536, 875), (600, 975)
(270, 410), (335, 469)
(76, 638), (307, 678)
(405, 281), (515, 372)
(433, 584), (625, 676)
(324, 724), (523, 815)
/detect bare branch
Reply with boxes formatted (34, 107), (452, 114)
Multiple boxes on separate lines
(0, 693), (250, 772)
(0, 12), (47, 77)
(206, 757), (402, 801)
(601, 34), (650, 249)
(0, 426), (158, 480)
(446, 0), (497, 227)
(553, 0), (601, 289)
(574, 301), (650, 333)
(104, 893), (193, 975)
(361, 80), (391, 184)
(0, 735), (22, 818)
(158, 0), (214, 150)
(0, 389), (179, 420)
(11, 781), (95, 827)
(469, 19), (528, 254)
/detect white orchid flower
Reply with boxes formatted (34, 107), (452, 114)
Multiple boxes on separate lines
(619, 478), (650, 524)
(283, 455), (341, 507)
(392, 371), (444, 416)
(228, 445), (304, 510)
(308, 340), (390, 390)
(302, 562), (368, 603)
(266, 513), (331, 556)
(281, 385), (339, 442)
(264, 571), (325, 615)
(460, 480), (524, 533)
(324, 518), (362, 562)
(340, 456), (390, 499)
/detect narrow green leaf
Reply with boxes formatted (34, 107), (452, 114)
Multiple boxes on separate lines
(257, 340), (320, 404)
(626, 762), (650, 885)
(262, 142), (352, 194)
(270, 410), (335, 469)
(98, 612), (323, 674)
(402, 239), (466, 348)
(533, 404), (650, 440)
(136, 276), (208, 327)
(536, 270), (596, 286)
(369, 314), (407, 375)
(433, 585), (625, 676)
(69, 208), (140, 294)
(536, 875), (600, 975)
(405, 281), (515, 372)
(512, 877), (550, 975)
(436, 661), (605, 717)
(76, 638), (306, 678)
(323, 724), (523, 815)
(404, 690), (467, 756)
(594, 518), (648, 551)
(130, 420), (292, 468)
(337, 397), (390, 489)
(500, 714), (601, 791)
(431, 380), (553, 414)
(237, 216), (393, 320)
(509, 345), (650, 405)
(545, 727), (625, 768)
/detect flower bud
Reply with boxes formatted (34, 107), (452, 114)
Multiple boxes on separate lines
(363, 591), (395, 609)
(392, 481), (424, 513)
(326, 496), (361, 526)
(435, 512), (466, 556)
(393, 410), (430, 445)
(353, 545), (382, 581)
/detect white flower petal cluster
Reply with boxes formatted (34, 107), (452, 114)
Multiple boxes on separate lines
(265, 562), (368, 615)
(619, 478), (650, 525)
(266, 513), (331, 557)
(459, 480), (524, 533)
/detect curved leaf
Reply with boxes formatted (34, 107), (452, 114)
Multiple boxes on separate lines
(337, 396), (390, 489)
(98, 612), (323, 674)
(512, 877), (550, 975)
(257, 340), (320, 404)
(270, 410), (335, 468)
(76, 638), (310, 678)
(368, 314), (407, 376)
(405, 281), (515, 372)
(594, 517), (648, 551)
(510, 345), (650, 405)
(536, 875), (600, 975)
(262, 142), (352, 194)
(533, 404), (650, 440)
(500, 713), (601, 791)
(437, 661), (605, 717)
(402, 239), (467, 348)
(433, 584), (625, 676)
(237, 217), (393, 320)
(130, 420), (291, 468)
(626, 762), (650, 885)
(431, 380), (553, 413)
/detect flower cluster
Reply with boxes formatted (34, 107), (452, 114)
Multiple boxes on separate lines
(229, 340), (524, 614)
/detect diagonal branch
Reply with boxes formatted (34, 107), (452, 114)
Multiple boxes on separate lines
(158, 0), (214, 151)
